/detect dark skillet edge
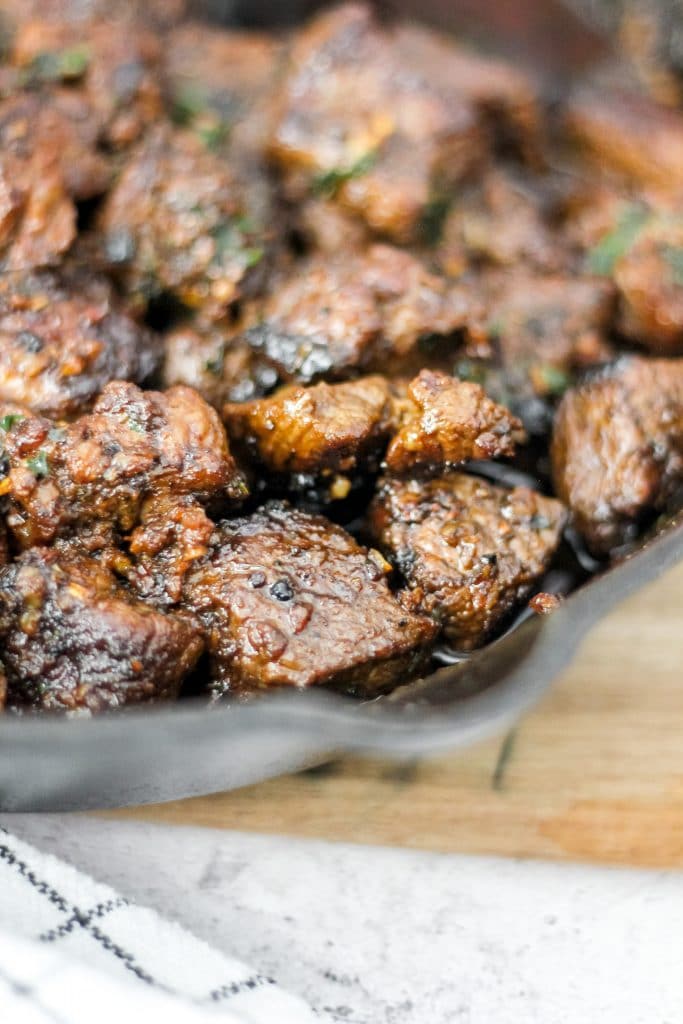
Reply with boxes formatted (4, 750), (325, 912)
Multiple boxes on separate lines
(0, 514), (681, 811)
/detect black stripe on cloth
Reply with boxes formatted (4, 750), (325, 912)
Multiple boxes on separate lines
(209, 974), (277, 1003)
(40, 897), (130, 942)
(0, 834), (165, 990)
(0, 841), (71, 914)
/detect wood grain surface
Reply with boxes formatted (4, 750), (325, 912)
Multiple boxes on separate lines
(106, 560), (683, 867)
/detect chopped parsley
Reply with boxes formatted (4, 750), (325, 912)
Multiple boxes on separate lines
(171, 83), (208, 125)
(211, 221), (263, 270)
(204, 342), (226, 377)
(0, 413), (23, 433)
(454, 358), (489, 387)
(311, 151), (377, 199)
(534, 364), (571, 396)
(196, 119), (230, 151)
(419, 194), (452, 247)
(25, 450), (49, 478)
(23, 45), (90, 85)
(586, 204), (650, 276)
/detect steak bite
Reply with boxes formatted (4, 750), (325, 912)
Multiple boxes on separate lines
(233, 244), (480, 395)
(10, 15), (164, 149)
(183, 502), (437, 696)
(0, 269), (160, 419)
(0, 381), (245, 549)
(225, 375), (394, 477)
(166, 21), (283, 161)
(98, 125), (269, 318)
(0, 91), (110, 206)
(127, 493), (215, 609)
(385, 370), (524, 474)
(0, 96), (77, 271)
(224, 369), (523, 482)
(391, 21), (542, 164)
(551, 356), (683, 554)
(0, 1), (186, 32)
(565, 87), (683, 194)
(468, 270), (615, 422)
(435, 168), (561, 276)
(0, 546), (203, 713)
(161, 320), (282, 408)
(369, 472), (566, 649)
(608, 212), (683, 355)
(269, 3), (485, 244)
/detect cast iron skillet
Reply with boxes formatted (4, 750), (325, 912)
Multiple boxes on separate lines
(1, 0), (680, 811)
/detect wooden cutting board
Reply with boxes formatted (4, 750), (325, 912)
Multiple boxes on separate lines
(106, 560), (683, 868)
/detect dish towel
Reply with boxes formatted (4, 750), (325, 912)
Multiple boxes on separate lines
(0, 826), (322, 1023)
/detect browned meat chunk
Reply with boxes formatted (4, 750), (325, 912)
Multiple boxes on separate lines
(0, 381), (245, 549)
(98, 125), (268, 318)
(391, 21), (542, 164)
(582, 204), (683, 354)
(293, 197), (371, 257)
(615, 236), (683, 353)
(0, 93), (83, 270)
(269, 4), (485, 244)
(369, 472), (566, 649)
(435, 169), (561, 276)
(565, 87), (683, 194)
(0, 546), (203, 713)
(10, 16), (163, 149)
(0, 91), (109, 205)
(225, 376), (394, 477)
(161, 322), (268, 407)
(127, 494), (215, 609)
(224, 369), (523, 481)
(385, 370), (525, 474)
(0, 269), (159, 419)
(551, 356), (683, 554)
(234, 244), (480, 393)
(0, 1), (186, 32)
(166, 21), (283, 161)
(183, 502), (437, 696)
(468, 271), (615, 421)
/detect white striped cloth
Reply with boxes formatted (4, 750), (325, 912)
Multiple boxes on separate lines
(0, 827), (322, 1023)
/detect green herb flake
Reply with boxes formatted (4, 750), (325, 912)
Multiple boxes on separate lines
(196, 119), (230, 151)
(586, 204), (650, 276)
(0, 413), (24, 433)
(24, 45), (90, 85)
(419, 194), (452, 247)
(535, 364), (571, 396)
(171, 83), (208, 125)
(127, 417), (145, 434)
(58, 45), (90, 79)
(454, 358), (488, 387)
(663, 245), (683, 285)
(243, 246), (264, 268)
(311, 151), (377, 199)
(211, 221), (263, 270)
(204, 343), (226, 377)
(486, 317), (506, 340)
(25, 450), (49, 478)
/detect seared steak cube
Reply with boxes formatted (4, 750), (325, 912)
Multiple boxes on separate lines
(0, 269), (159, 419)
(183, 502), (437, 696)
(369, 472), (566, 649)
(551, 356), (683, 553)
(0, 381), (245, 549)
(99, 125), (269, 319)
(0, 546), (203, 713)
